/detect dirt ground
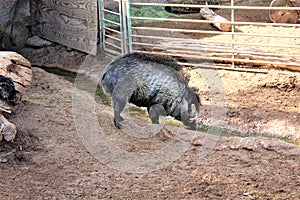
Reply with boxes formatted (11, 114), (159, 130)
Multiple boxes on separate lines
(1, 1), (300, 199)
(0, 60), (299, 199)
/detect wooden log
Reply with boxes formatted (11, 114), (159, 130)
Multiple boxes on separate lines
(0, 51), (32, 142)
(269, 0), (300, 24)
(0, 113), (17, 142)
(0, 51), (32, 94)
(200, 7), (232, 32)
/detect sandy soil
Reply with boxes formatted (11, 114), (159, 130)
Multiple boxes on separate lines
(0, 51), (299, 199)
(189, 68), (300, 142)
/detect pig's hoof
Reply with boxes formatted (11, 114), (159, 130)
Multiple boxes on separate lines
(117, 124), (122, 129)
(114, 120), (122, 129)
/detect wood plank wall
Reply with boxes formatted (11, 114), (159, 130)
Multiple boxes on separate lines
(31, 0), (98, 55)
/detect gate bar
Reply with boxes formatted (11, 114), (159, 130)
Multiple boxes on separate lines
(98, 0), (104, 52)
(128, 2), (300, 11)
(130, 34), (300, 49)
(130, 17), (300, 27)
(131, 27), (300, 39)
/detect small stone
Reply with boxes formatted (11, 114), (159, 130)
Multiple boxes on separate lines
(66, 47), (73, 52)
(191, 137), (202, 146)
(243, 189), (250, 196)
(0, 158), (8, 163)
(157, 127), (174, 140)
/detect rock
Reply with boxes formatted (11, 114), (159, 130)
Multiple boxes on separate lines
(9, 22), (29, 49)
(191, 137), (203, 146)
(0, 0), (18, 34)
(25, 36), (53, 48)
(0, 0), (30, 50)
(157, 127), (175, 140)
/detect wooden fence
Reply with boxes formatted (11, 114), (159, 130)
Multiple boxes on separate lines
(31, 0), (98, 55)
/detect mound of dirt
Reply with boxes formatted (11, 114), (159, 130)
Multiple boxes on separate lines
(261, 70), (300, 92)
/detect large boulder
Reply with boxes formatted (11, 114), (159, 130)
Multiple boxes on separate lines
(0, 0), (30, 50)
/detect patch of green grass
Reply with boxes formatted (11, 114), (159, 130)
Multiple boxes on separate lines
(104, 6), (178, 27)
(104, 13), (120, 28)
(130, 6), (178, 24)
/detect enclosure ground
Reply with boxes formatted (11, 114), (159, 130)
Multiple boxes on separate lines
(0, 55), (299, 199)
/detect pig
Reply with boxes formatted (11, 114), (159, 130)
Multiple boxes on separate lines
(101, 52), (200, 130)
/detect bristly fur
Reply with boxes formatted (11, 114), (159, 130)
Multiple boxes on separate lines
(101, 52), (184, 94)
(121, 52), (182, 71)
(101, 52), (201, 130)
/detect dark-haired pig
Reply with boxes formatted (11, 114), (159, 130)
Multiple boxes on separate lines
(101, 52), (200, 130)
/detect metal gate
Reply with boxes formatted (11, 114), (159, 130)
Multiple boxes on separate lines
(99, 0), (300, 72)
(98, 0), (131, 55)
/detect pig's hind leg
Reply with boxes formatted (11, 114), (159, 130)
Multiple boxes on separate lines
(113, 94), (127, 129)
(148, 104), (166, 124)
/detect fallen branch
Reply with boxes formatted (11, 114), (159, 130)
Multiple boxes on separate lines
(200, 7), (232, 32)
